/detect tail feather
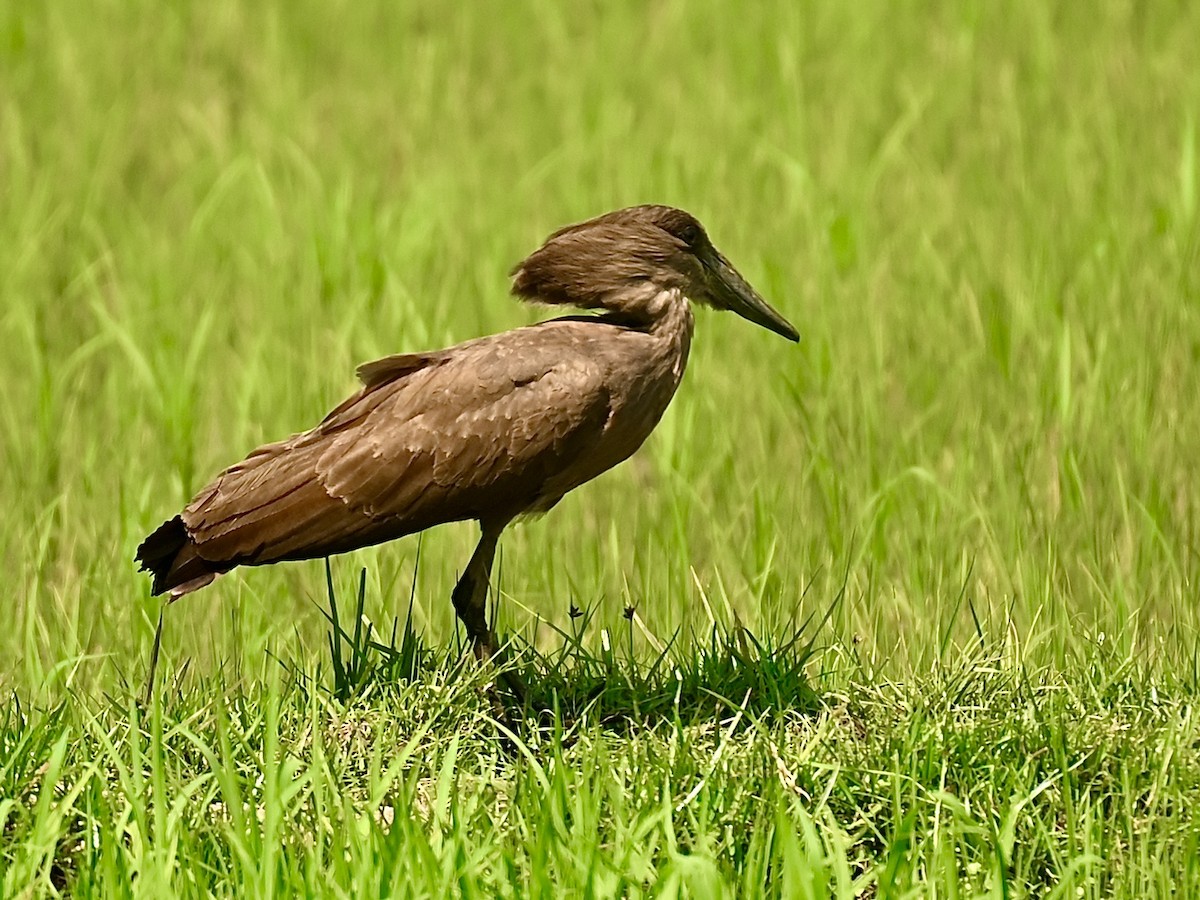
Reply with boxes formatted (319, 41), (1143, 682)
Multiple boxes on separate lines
(135, 515), (220, 596)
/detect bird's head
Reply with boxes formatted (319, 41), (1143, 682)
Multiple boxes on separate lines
(510, 205), (799, 341)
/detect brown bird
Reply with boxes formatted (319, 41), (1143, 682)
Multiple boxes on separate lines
(136, 205), (797, 658)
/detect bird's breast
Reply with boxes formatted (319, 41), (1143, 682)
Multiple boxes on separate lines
(534, 307), (693, 507)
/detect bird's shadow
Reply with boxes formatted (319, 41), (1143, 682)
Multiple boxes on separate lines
(312, 563), (828, 736)
(504, 624), (824, 735)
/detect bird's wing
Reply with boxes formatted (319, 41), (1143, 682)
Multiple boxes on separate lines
(180, 334), (612, 564)
(355, 351), (447, 390)
(316, 340), (613, 523)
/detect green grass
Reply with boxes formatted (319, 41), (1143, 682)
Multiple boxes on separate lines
(3, 0), (1200, 895)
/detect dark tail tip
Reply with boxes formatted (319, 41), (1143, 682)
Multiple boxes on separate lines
(136, 516), (189, 595)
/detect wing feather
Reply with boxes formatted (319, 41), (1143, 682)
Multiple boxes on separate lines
(317, 347), (612, 525)
(179, 332), (614, 568)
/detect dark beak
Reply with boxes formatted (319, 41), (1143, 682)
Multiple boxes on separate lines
(704, 249), (799, 342)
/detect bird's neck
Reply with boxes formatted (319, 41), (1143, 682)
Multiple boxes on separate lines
(576, 285), (694, 344)
(644, 287), (693, 333)
(645, 288), (694, 381)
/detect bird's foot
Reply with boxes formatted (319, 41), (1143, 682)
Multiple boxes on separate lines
(473, 634), (527, 705)
(464, 635), (526, 755)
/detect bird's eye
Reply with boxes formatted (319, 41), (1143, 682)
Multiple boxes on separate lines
(676, 223), (700, 246)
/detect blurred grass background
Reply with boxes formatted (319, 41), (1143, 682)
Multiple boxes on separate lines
(3, 0), (1196, 688)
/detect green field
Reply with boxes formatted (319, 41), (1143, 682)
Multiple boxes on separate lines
(3, 1), (1200, 895)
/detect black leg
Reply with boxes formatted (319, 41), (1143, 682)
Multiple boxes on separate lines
(451, 523), (502, 659)
(451, 521), (527, 704)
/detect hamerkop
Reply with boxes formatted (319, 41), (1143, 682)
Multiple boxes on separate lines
(137, 205), (797, 657)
